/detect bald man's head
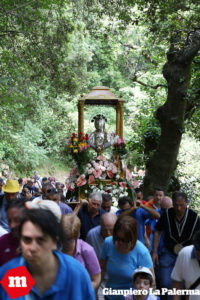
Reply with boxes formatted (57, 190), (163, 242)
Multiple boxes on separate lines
(161, 196), (173, 209)
(101, 213), (117, 239)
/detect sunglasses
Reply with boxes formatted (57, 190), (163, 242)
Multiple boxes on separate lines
(46, 188), (59, 194)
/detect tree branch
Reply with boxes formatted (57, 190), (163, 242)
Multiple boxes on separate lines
(0, 1), (37, 15)
(132, 76), (167, 89)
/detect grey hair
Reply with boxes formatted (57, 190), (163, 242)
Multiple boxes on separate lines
(89, 191), (102, 203)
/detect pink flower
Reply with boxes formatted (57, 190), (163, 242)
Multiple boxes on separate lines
(93, 169), (102, 178)
(97, 155), (106, 161)
(112, 165), (118, 174)
(88, 168), (94, 174)
(133, 180), (139, 189)
(76, 175), (86, 187)
(107, 170), (114, 179)
(88, 175), (95, 184)
(119, 182), (127, 188)
(126, 168), (132, 181)
(104, 161), (109, 168)
(117, 138), (122, 144)
(138, 169), (144, 177)
(114, 159), (118, 166)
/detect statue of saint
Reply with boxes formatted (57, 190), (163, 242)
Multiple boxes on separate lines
(88, 114), (113, 155)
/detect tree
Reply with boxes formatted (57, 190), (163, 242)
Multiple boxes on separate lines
(81, 0), (200, 196)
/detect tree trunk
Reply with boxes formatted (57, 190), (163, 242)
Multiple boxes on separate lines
(143, 33), (200, 199)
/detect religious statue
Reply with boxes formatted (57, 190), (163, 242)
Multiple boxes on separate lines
(88, 114), (113, 155)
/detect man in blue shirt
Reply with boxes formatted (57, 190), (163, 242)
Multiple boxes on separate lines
(78, 191), (105, 240)
(0, 208), (94, 300)
(116, 196), (160, 244)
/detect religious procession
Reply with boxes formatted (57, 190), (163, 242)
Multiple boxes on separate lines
(0, 86), (200, 300)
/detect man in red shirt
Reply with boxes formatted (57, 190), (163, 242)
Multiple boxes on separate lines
(0, 198), (25, 266)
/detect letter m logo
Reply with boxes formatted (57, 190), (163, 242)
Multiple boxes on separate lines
(8, 276), (27, 287)
(0, 266), (35, 299)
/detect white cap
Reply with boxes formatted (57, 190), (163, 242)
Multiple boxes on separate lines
(25, 200), (61, 222)
(132, 267), (154, 281)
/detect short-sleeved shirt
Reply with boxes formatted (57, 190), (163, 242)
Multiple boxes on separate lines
(78, 205), (105, 240)
(116, 208), (155, 244)
(74, 239), (101, 276)
(155, 208), (200, 253)
(0, 250), (95, 300)
(171, 245), (200, 300)
(101, 236), (153, 299)
(86, 225), (104, 260)
(58, 201), (73, 214)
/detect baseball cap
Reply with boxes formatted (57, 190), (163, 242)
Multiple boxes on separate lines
(25, 200), (61, 222)
(132, 267), (154, 281)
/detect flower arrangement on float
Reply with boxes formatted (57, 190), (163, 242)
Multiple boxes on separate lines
(68, 132), (91, 174)
(65, 154), (143, 206)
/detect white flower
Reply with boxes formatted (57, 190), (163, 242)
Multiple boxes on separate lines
(113, 200), (118, 207)
(124, 192), (128, 196)
(87, 163), (91, 168)
(116, 174), (120, 179)
(85, 190), (88, 194)
(100, 184), (103, 190)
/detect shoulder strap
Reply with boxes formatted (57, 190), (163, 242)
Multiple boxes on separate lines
(189, 277), (200, 290)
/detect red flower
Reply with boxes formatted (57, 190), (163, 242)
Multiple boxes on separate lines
(66, 184), (75, 192)
(88, 175), (95, 184)
(107, 170), (114, 179)
(76, 175), (86, 187)
(72, 133), (76, 137)
(111, 181), (117, 186)
(119, 182), (127, 188)
(80, 132), (83, 135)
(106, 189), (111, 193)
(85, 134), (89, 140)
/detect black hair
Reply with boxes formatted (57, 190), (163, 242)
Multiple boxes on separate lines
(42, 177), (48, 183)
(6, 197), (27, 211)
(118, 196), (133, 208)
(133, 272), (153, 285)
(18, 178), (23, 185)
(0, 178), (4, 184)
(135, 187), (143, 193)
(19, 209), (62, 244)
(172, 191), (188, 203)
(102, 193), (112, 202)
(154, 187), (164, 193)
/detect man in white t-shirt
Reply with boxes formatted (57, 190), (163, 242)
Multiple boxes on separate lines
(171, 230), (200, 300)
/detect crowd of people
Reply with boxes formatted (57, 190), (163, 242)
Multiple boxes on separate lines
(0, 173), (200, 300)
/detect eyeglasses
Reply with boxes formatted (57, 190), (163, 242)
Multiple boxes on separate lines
(115, 235), (130, 244)
(46, 188), (59, 194)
